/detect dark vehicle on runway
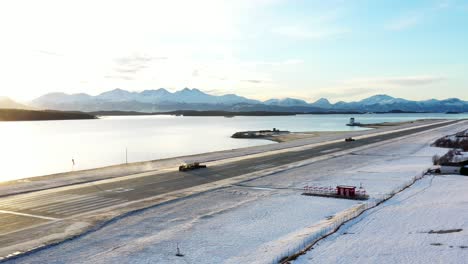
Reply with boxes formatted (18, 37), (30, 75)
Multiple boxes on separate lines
(179, 162), (207, 171)
(345, 137), (356, 142)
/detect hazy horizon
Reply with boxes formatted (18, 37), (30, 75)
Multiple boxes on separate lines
(1, 0), (467, 102)
(6, 87), (468, 105)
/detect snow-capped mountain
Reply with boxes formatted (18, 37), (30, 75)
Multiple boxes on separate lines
(311, 98), (332, 109)
(357, 94), (409, 105)
(30, 89), (468, 113)
(0, 97), (32, 110)
(331, 95), (468, 112)
(264, 98), (310, 107)
(31, 88), (261, 111)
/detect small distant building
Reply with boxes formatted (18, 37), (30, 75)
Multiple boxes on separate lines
(336, 185), (356, 197)
(346, 117), (361, 126)
(440, 165), (468, 175)
(440, 166), (461, 174)
(461, 166), (468, 176)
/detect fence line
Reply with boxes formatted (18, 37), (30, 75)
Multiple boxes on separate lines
(271, 170), (427, 264)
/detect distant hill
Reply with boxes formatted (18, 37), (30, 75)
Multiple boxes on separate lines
(264, 98), (310, 107)
(31, 88), (325, 113)
(0, 97), (32, 110)
(32, 88), (259, 108)
(328, 95), (468, 113)
(91, 110), (296, 116)
(30, 89), (468, 113)
(0, 109), (96, 121)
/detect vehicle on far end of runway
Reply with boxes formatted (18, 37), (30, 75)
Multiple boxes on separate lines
(345, 137), (356, 142)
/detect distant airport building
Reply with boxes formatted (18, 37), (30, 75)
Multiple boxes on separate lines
(336, 185), (356, 197)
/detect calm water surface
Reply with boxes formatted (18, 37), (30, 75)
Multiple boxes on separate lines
(0, 113), (466, 181)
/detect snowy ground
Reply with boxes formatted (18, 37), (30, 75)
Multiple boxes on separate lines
(6, 121), (467, 264)
(294, 175), (468, 264)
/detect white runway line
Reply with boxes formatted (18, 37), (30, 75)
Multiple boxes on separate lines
(47, 198), (121, 214)
(0, 193), (59, 205)
(35, 196), (116, 212)
(0, 210), (59, 221)
(0, 195), (79, 210)
(56, 199), (124, 216)
(320, 148), (342, 154)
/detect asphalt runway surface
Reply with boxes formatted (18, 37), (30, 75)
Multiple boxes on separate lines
(0, 120), (459, 240)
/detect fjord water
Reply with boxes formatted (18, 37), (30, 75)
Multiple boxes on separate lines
(1, 113), (466, 181)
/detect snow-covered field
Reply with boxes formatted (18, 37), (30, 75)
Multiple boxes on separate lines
(6, 121), (467, 264)
(294, 175), (468, 264)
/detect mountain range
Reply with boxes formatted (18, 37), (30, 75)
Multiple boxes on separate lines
(0, 97), (33, 110)
(3, 88), (468, 113)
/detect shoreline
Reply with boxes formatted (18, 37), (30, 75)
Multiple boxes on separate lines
(232, 120), (435, 143)
(0, 109), (96, 122)
(348, 120), (422, 129)
(261, 131), (350, 143)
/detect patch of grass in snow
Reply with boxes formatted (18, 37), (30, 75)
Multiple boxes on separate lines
(428, 229), (463, 234)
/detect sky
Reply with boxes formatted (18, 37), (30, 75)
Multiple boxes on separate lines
(0, 0), (467, 103)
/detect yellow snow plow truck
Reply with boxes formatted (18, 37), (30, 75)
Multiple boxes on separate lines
(179, 162), (207, 172)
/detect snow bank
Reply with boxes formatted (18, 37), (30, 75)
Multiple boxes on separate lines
(294, 175), (468, 264)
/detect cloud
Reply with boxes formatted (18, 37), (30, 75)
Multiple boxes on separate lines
(282, 59), (304, 65)
(114, 54), (168, 72)
(114, 54), (168, 65)
(244, 59), (304, 67)
(272, 26), (346, 39)
(104, 75), (134, 80)
(203, 89), (227, 95)
(385, 1), (454, 31)
(314, 88), (376, 101)
(313, 75), (446, 102)
(110, 53), (170, 77)
(380, 76), (446, 86)
(114, 66), (148, 74)
(386, 14), (423, 31)
(242, 80), (264, 83)
(436, 0), (451, 9)
(346, 76), (446, 86)
(35, 50), (63, 56)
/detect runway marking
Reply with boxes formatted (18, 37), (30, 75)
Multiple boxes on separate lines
(0, 210), (59, 221)
(104, 188), (134, 193)
(0, 192), (126, 218)
(57, 200), (124, 216)
(320, 148), (342, 154)
(253, 164), (271, 170)
(31, 196), (112, 211)
(0, 195), (78, 209)
(4, 195), (92, 211)
(0, 193), (60, 205)
(26, 196), (103, 211)
(47, 197), (121, 214)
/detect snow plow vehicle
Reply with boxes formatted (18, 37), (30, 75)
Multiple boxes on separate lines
(345, 137), (356, 142)
(178, 162), (207, 172)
